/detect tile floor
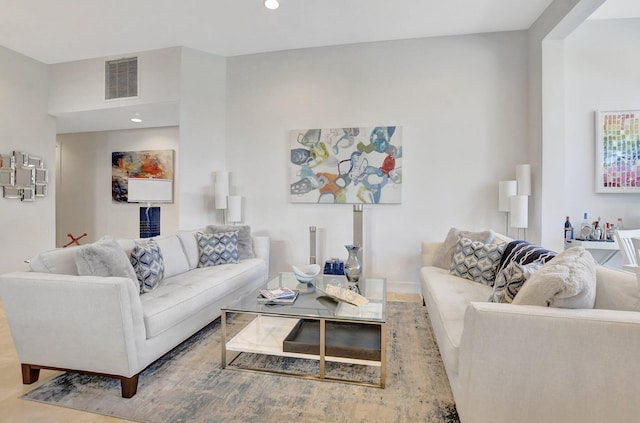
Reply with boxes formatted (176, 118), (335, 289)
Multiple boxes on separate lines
(0, 292), (421, 422)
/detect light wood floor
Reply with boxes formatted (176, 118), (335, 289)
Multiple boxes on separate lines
(0, 292), (421, 422)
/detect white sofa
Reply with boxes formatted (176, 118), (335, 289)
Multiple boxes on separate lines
(421, 234), (640, 423)
(0, 228), (269, 398)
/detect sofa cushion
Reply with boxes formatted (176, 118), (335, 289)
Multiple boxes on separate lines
(197, 231), (239, 267)
(450, 237), (505, 286)
(130, 239), (165, 293)
(177, 230), (200, 269)
(140, 259), (267, 338)
(513, 247), (596, 308)
(497, 240), (556, 276)
(433, 228), (495, 270)
(488, 260), (544, 303)
(29, 245), (81, 275)
(75, 237), (138, 288)
(206, 225), (255, 260)
(421, 266), (493, 375)
(593, 266), (640, 311)
(153, 235), (190, 278)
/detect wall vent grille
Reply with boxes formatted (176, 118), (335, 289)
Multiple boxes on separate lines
(105, 57), (138, 100)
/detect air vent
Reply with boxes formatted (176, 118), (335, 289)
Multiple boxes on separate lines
(105, 57), (138, 100)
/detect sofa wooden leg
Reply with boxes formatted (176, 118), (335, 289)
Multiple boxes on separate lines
(21, 364), (40, 384)
(120, 374), (139, 398)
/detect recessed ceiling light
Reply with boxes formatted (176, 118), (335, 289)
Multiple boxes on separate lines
(264, 0), (279, 10)
(131, 114), (142, 123)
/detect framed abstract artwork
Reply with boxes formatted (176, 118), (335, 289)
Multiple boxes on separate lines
(595, 110), (640, 193)
(289, 126), (402, 204)
(112, 150), (175, 202)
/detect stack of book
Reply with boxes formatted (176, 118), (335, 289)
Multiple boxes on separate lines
(257, 287), (299, 304)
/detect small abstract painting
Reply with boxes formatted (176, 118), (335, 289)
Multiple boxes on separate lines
(290, 126), (402, 204)
(595, 111), (640, 193)
(112, 150), (174, 202)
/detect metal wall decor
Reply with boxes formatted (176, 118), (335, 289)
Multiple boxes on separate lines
(0, 151), (48, 201)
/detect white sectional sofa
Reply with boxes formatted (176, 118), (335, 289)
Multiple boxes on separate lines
(0, 227), (269, 398)
(421, 231), (640, 423)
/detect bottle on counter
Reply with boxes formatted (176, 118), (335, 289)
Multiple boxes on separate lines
(580, 212), (592, 239)
(617, 217), (624, 230)
(594, 217), (602, 240)
(564, 216), (574, 240)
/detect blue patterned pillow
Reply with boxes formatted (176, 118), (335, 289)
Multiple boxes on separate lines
(489, 260), (544, 303)
(497, 240), (556, 276)
(130, 239), (165, 293)
(197, 231), (239, 267)
(450, 236), (506, 286)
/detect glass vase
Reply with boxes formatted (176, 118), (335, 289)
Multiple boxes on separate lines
(344, 244), (362, 293)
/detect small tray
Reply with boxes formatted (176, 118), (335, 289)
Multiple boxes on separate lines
(283, 319), (381, 361)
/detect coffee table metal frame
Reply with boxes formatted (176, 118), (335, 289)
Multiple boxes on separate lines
(221, 273), (387, 388)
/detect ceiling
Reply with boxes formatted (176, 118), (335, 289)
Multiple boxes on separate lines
(0, 0), (634, 65)
(2, 0), (637, 133)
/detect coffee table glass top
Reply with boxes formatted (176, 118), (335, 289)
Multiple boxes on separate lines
(223, 273), (386, 323)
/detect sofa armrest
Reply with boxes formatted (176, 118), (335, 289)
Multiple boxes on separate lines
(0, 272), (146, 377)
(252, 236), (270, 275)
(456, 302), (640, 423)
(421, 242), (442, 267)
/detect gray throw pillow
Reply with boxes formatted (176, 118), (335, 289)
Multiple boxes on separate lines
(433, 227), (495, 270)
(206, 225), (255, 260)
(75, 236), (138, 289)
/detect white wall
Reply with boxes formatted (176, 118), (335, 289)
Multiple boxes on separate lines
(564, 18), (640, 232)
(0, 46), (56, 273)
(49, 47), (181, 114)
(227, 33), (531, 286)
(57, 127), (180, 244)
(178, 48), (227, 230)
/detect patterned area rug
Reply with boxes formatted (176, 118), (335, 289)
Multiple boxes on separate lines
(22, 302), (459, 423)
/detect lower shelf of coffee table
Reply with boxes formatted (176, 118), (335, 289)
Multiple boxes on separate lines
(225, 315), (381, 366)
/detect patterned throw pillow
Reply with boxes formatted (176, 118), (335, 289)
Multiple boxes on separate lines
(205, 225), (255, 260)
(450, 236), (506, 286)
(497, 240), (556, 276)
(489, 260), (544, 303)
(130, 239), (165, 293)
(197, 231), (239, 267)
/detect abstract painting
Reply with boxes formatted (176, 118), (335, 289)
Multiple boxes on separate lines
(112, 150), (174, 202)
(290, 126), (402, 204)
(595, 111), (640, 193)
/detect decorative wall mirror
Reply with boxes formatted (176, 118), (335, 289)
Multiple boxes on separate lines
(1, 151), (48, 201)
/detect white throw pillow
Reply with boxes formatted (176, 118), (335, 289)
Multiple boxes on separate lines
(153, 235), (190, 278)
(512, 247), (596, 308)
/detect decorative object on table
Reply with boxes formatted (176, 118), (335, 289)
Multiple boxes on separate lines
(289, 126), (402, 204)
(318, 282), (369, 306)
(111, 150), (174, 202)
(323, 258), (344, 275)
(353, 204), (364, 268)
(127, 177), (173, 238)
(344, 244), (362, 293)
(257, 287), (299, 304)
(309, 226), (316, 264)
(595, 110), (640, 193)
(291, 264), (321, 284)
(1, 150), (48, 201)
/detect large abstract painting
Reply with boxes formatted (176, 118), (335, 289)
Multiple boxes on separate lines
(595, 111), (640, 193)
(290, 126), (402, 204)
(112, 150), (174, 202)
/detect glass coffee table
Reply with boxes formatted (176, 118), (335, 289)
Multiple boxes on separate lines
(221, 272), (387, 388)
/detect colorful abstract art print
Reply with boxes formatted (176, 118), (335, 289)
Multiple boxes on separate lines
(290, 126), (402, 204)
(112, 150), (174, 202)
(595, 111), (640, 193)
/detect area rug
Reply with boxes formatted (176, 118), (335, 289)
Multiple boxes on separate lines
(22, 302), (459, 423)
